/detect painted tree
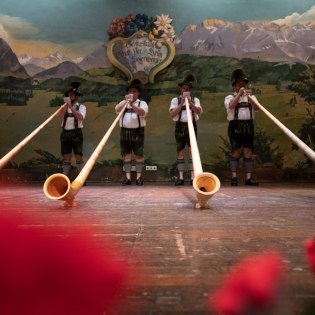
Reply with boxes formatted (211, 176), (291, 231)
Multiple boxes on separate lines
(288, 67), (315, 165)
(213, 125), (284, 169)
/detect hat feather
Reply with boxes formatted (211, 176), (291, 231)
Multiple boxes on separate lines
(179, 73), (196, 88)
(184, 74), (195, 83)
(70, 82), (81, 90)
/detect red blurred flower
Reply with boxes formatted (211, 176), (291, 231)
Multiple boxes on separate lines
(0, 211), (128, 315)
(210, 251), (284, 315)
(305, 237), (315, 273)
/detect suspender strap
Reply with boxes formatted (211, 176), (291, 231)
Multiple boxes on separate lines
(74, 105), (79, 129)
(122, 100), (142, 128)
(178, 97), (182, 122)
(121, 107), (128, 128)
(137, 101), (141, 128)
(62, 113), (69, 129)
(234, 102), (252, 120)
(177, 96), (196, 122)
(62, 104), (80, 129)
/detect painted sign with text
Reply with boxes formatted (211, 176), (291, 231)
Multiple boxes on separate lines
(106, 14), (175, 83)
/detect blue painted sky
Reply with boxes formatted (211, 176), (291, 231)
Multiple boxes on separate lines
(0, 0), (314, 57)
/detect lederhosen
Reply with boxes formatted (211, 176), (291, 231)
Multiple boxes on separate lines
(228, 99), (254, 150)
(60, 104), (83, 156)
(120, 101), (145, 157)
(175, 96), (197, 152)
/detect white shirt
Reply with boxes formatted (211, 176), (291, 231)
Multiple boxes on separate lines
(224, 94), (258, 121)
(169, 96), (202, 122)
(115, 99), (148, 128)
(62, 102), (86, 130)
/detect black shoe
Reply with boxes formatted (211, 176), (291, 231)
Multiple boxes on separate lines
(245, 178), (259, 186)
(231, 177), (238, 186)
(136, 177), (143, 186)
(122, 178), (131, 185)
(175, 179), (184, 186)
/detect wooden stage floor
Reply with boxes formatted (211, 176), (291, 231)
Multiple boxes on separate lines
(1, 182), (315, 315)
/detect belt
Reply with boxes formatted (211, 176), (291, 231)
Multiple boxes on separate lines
(121, 127), (144, 131)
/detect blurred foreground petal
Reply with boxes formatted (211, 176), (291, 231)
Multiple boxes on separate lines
(210, 251), (284, 315)
(0, 210), (128, 315)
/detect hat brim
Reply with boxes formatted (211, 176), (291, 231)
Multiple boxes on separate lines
(65, 90), (82, 97)
(232, 77), (249, 86)
(126, 86), (142, 92)
(178, 83), (193, 88)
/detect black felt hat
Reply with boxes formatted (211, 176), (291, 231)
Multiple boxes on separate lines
(65, 82), (82, 97)
(126, 79), (143, 93)
(178, 74), (195, 89)
(231, 69), (249, 86)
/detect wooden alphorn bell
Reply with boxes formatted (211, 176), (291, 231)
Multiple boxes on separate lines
(184, 97), (220, 209)
(0, 103), (67, 170)
(43, 102), (128, 202)
(249, 96), (315, 163)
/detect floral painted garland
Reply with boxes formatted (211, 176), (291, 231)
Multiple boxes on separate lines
(107, 13), (176, 42)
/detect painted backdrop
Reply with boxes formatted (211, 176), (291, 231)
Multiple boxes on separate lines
(0, 0), (314, 182)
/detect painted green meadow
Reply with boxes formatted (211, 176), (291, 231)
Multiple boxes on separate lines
(1, 55), (314, 181)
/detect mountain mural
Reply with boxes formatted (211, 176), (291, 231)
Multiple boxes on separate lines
(78, 44), (110, 70)
(18, 52), (74, 70)
(13, 19), (315, 79)
(175, 19), (315, 64)
(2, 17), (315, 80)
(17, 45), (110, 73)
(33, 61), (85, 80)
(23, 64), (45, 77)
(0, 38), (29, 78)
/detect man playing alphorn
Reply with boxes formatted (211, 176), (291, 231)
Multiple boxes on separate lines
(224, 69), (260, 186)
(115, 79), (148, 186)
(169, 74), (203, 186)
(59, 82), (86, 178)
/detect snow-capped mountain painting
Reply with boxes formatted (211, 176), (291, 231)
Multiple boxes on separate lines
(18, 52), (73, 69)
(175, 18), (315, 64)
(12, 17), (315, 77)
(17, 45), (110, 73)
(1, 1), (315, 173)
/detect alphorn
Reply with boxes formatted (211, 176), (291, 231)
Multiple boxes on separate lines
(0, 103), (67, 170)
(250, 96), (315, 163)
(185, 97), (220, 208)
(43, 102), (128, 202)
